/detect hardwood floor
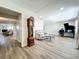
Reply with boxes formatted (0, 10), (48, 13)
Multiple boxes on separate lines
(0, 36), (79, 59)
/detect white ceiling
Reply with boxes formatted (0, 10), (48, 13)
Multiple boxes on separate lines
(9, 0), (79, 20)
(0, 7), (21, 17)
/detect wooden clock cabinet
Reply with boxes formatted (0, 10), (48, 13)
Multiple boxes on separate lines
(27, 16), (35, 47)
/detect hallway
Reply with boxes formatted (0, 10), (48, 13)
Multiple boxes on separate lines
(0, 36), (79, 59)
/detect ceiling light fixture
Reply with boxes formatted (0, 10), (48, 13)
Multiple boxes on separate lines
(40, 16), (42, 18)
(60, 7), (64, 10)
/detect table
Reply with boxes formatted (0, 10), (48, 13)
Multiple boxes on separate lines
(44, 34), (55, 41)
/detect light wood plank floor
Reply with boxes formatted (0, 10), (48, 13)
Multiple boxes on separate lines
(0, 36), (79, 59)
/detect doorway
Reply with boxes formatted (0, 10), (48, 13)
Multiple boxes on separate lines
(0, 7), (21, 47)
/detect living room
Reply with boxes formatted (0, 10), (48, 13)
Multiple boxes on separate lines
(0, 0), (79, 59)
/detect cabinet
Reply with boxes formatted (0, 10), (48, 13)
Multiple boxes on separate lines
(27, 16), (35, 47)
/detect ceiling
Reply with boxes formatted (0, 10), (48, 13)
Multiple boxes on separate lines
(9, 0), (79, 20)
(0, 7), (20, 16)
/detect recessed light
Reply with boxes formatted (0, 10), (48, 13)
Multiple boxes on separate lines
(40, 16), (42, 18)
(60, 7), (64, 10)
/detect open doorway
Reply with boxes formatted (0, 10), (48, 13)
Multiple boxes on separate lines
(0, 7), (21, 48)
(35, 8), (78, 50)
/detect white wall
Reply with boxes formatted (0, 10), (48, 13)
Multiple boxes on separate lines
(0, 0), (41, 47)
(35, 18), (44, 31)
(76, 10), (79, 48)
(44, 19), (76, 35)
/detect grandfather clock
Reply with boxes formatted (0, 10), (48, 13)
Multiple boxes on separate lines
(27, 16), (35, 47)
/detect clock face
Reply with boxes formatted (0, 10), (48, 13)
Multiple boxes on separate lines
(30, 21), (33, 26)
